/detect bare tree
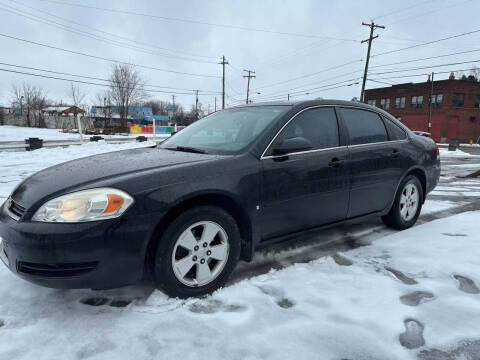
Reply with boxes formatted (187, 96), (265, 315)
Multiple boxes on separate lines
(67, 83), (87, 128)
(108, 64), (147, 128)
(69, 83), (86, 108)
(11, 82), (49, 127)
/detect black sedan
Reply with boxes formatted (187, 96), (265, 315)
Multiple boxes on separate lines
(0, 100), (440, 298)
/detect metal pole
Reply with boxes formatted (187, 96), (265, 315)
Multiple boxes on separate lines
(77, 113), (83, 142)
(427, 72), (434, 133)
(152, 118), (156, 140)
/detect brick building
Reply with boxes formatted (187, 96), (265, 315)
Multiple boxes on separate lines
(364, 73), (480, 143)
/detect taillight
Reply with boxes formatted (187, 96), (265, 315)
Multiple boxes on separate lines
(435, 143), (440, 157)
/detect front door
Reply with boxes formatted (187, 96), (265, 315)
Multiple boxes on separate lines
(260, 107), (350, 240)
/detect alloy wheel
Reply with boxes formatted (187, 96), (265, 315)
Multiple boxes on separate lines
(399, 183), (419, 222)
(171, 221), (229, 287)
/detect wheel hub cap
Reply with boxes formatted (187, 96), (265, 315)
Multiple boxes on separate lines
(399, 183), (419, 222)
(171, 221), (229, 287)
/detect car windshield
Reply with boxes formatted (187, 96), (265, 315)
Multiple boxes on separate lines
(160, 106), (290, 154)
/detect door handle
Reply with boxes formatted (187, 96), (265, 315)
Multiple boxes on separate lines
(328, 157), (345, 168)
(390, 149), (401, 158)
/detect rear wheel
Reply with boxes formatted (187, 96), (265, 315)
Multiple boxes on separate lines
(382, 175), (423, 230)
(152, 206), (241, 298)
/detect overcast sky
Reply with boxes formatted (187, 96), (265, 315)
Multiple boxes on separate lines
(0, 0), (479, 111)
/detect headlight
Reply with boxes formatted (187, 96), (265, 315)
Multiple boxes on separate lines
(32, 188), (134, 223)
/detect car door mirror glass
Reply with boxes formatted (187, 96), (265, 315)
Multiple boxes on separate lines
(272, 137), (313, 155)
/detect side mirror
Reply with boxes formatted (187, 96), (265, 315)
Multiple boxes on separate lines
(272, 136), (312, 155)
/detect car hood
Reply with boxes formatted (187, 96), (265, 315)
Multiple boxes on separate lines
(11, 147), (219, 210)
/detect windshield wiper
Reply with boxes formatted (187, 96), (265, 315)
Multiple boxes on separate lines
(165, 146), (207, 154)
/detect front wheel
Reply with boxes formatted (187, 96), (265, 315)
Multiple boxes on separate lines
(152, 206), (241, 298)
(382, 175), (423, 230)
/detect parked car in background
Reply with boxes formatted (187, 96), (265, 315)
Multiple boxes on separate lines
(0, 100), (440, 298)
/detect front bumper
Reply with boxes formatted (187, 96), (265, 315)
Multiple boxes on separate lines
(0, 203), (158, 290)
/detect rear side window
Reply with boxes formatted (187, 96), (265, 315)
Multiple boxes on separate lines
(271, 107), (339, 152)
(340, 108), (388, 145)
(384, 118), (407, 140)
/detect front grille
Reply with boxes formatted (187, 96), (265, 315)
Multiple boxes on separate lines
(17, 261), (98, 278)
(8, 198), (26, 219)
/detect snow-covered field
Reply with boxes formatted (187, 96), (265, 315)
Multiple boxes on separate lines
(0, 125), (162, 141)
(0, 138), (480, 360)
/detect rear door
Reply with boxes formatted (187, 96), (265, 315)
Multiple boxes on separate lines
(260, 106), (350, 240)
(338, 107), (405, 218)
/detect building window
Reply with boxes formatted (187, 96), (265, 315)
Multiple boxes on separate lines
(367, 99), (376, 106)
(430, 94), (443, 108)
(394, 97), (405, 109)
(380, 98), (390, 109)
(452, 93), (465, 107)
(475, 95), (480, 108)
(411, 95), (423, 108)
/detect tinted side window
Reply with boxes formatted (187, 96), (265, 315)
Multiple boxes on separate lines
(340, 108), (388, 145)
(384, 118), (407, 140)
(272, 107), (339, 153)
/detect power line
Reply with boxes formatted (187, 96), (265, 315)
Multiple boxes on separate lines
(369, 59), (480, 76)
(40, 0), (360, 41)
(7, 0), (216, 59)
(254, 69), (364, 99)
(368, 66), (479, 82)
(0, 5), (214, 64)
(0, 67), (220, 95)
(367, 78), (394, 86)
(255, 82), (360, 102)
(253, 59), (363, 91)
(0, 32), (221, 78)
(372, 0), (436, 21)
(254, 79), (361, 101)
(385, 0), (474, 26)
(0, 62), (221, 94)
(373, 27), (480, 57)
(370, 49), (480, 69)
(0, 1), (216, 63)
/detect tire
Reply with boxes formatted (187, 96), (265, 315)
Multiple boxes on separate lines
(382, 175), (423, 230)
(152, 205), (241, 298)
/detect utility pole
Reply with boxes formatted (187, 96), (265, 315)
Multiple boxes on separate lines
(287, 94), (290, 101)
(195, 90), (199, 117)
(243, 69), (256, 104)
(427, 72), (435, 133)
(214, 97), (217, 112)
(360, 21), (385, 102)
(219, 56), (228, 109)
(171, 95), (176, 107)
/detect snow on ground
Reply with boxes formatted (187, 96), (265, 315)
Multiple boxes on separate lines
(421, 199), (462, 215)
(0, 211), (479, 360)
(0, 125), (164, 141)
(0, 141), (156, 202)
(439, 148), (480, 158)
(0, 141), (479, 359)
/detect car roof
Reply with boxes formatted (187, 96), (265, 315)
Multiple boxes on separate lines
(231, 99), (376, 110)
(230, 99), (394, 120)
